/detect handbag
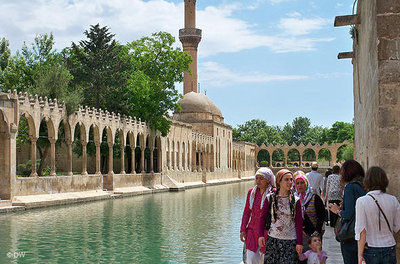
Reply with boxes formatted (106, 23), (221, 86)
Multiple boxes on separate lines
(335, 183), (361, 243)
(335, 215), (355, 242)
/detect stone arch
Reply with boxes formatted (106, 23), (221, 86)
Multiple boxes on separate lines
(287, 148), (300, 167)
(272, 149), (284, 167)
(0, 109), (11, 199)
(302, 148), (316, 167)
(154, 136), (161, 173)
(144, 135), (151, 173)
(36, 118), (52, 176)
(257, 149), (270, 167)
(73, 122), (89, 175)
(16, 113), (37, 176)
(135, 134), (142, 173)
(55, 120), (71, 175)
(88, 124), (101, 174)
(182, 141), (186, 170)
(100, 126), (113, 174)
(113, 129), (125, 174)
(318, 148), (332, 166)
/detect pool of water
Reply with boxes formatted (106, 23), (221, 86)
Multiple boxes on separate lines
(0, 181), (254, 263)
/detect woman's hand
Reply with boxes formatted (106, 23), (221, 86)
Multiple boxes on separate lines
(258, 237), (266, 248)
(329, 203), (339, 214)
(296, 245), (303, 256)
(240, 232), (246, 242)
(358, 255), (366, 264)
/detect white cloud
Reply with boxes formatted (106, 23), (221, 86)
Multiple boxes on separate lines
(278, 17), (332, 36)
(0, 0), (334, 57)
(199, 61), (308, 87)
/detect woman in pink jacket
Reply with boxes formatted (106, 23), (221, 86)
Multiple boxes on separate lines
(240, 167), (276, 264)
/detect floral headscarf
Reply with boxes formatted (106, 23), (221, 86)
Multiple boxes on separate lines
(294, 173), (314, 215)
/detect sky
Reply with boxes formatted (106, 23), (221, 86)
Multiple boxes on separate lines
(0, 0), (356, 128)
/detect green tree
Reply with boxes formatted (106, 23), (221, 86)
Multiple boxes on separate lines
(68, 24), (129, 111)
(327, 121), (354, 143)
(281, 117), (311, 145)
(337, 145), (354, 161)
(11, 33), (81, 175)
(233, 119), (283, 146)
(125, 32), (191, 136)
(0, 38), (10, 71)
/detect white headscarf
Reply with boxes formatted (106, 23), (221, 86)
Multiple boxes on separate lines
(249, 167), (275, 209)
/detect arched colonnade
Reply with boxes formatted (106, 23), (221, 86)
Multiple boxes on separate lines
(13, 91), (162, 177)
(255, 141), (353, 168)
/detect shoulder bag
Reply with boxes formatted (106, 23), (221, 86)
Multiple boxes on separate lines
(335, 183), (361, 243)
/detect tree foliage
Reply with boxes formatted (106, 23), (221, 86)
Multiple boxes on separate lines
(68, 24), (128, 112)
(125, 32), (191, 136)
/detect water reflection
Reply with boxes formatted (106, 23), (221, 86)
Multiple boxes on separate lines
(0, 181), (254, 263)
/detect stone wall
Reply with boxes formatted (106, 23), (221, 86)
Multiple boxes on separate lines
(353, 0), (400, 197)
(14, 174), (102, 196)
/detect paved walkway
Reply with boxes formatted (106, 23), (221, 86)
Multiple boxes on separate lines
(240, 225), (344, 264)
(323, 225), (344, 264)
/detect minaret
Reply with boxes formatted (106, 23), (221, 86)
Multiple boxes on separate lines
(179, 0), (202, 94)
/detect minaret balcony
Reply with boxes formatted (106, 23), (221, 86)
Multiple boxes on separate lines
(179, 28), (202, 44)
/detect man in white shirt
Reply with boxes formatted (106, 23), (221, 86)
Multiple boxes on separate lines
(306, 162), (324, 197)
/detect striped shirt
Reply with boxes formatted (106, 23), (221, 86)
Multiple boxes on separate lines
(355, 190), (400, 247)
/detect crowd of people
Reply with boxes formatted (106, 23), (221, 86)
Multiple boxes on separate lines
(240, 160), (400, 264)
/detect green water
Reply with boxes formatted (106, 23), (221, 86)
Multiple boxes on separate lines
(0, 181), (254, 263)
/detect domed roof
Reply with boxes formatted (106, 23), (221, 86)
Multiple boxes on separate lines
(177, 92), (222, 117)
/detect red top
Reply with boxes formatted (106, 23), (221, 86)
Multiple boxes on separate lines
(240, 188), (268, 253)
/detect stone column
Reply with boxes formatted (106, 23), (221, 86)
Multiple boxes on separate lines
(49, 138), (56, 176)
(29, 137), (38, 177)
(81, 140), (88, 175)
(150, 148), (154, 173)
(95, 142), (101, 174)
(130, 146), (136, 174)
(108, 142), (114, 175)
(206, 152), (210, 172)
(140, 147), (145, 173)
(331, 150), (337, 165)
(299, 152), (303, 168)
(269, 154), (272, 168)
(66, 139), (73, 176)
(120, 145), (125, 174)
(157, 148), (162, 172)
(284, 153), (288, 168)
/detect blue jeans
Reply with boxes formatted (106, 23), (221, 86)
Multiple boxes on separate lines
(340, 240), (357, 264)
(364, 246), (396, 264)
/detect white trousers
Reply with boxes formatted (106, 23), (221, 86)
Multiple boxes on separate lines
(246, 248), (264, 264)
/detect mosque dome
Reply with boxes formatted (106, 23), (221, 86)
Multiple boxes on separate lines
(176, 92), (223, 118)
